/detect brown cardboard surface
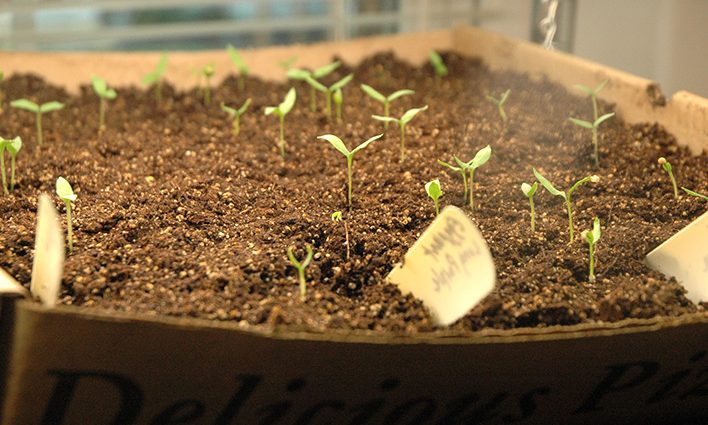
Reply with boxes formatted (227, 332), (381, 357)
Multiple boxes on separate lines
(1, 26), (707, 424)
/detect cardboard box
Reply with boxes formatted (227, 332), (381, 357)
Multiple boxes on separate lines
(1, 26), (706, 424)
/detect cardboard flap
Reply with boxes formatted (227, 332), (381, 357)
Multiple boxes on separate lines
(0, 269), (27, 299)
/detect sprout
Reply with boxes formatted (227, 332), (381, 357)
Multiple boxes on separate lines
(575, 79), (608, 123)
(372, 105), (428, 162)
(226, 44), (249, 91)
(278, 56), (298, 71)
(681, 187), (708, 201)
(0, 137), (21, 194)
(56, 177), (77, 254)
(658, 157), (678, 199)
(91, 76), (117, 132)
(533, 168), (598, 243)
(199, 64), (215, 105)
(220, 98), (252, 137)
(437, 157), (469, 203)
(569, 112), (615, 168)
(264, 87), (297, 158)
(10, 99), (65, 147)
(581, 217), (602, 283)
(287, 61), (340, 112)
(304, 73), (353, 121)
(360, 84), (415, 129)
(331, 211), (350, 260)
(486, 89), (511, 123)
(333, 88), (343, 122)
(429, 50), (448, 84)
(141, 53), (168, 104)
(425, 179), (443, 216)
(287, 245), (314, 301)
(521, 181), (539, 232)
(318, 133), (382, 208)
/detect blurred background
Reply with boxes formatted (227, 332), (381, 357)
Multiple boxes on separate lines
(0, 0), (706, 97)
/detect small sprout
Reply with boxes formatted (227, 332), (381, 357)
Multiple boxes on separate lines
(569, 112), (615, 168)
(0, 137), (21, 194)
(55, 177), (77, 254)
(227, 44), (249, 91)
(575, 79), (608, 123)
(278, 56), (298, 71)
(10, 99), (65, 147)
(264, 87), (297, 158)
(533, 168), (598, 243)
(521, 181), (539, 232)
(287, 245), (314, 301)
(425, 179), (443, 216)
(220, 98), (252, 137)
(486, 89), (511, 123)
(333, 88), (343, 122)
(372, 105), (428, 162)
(91, 76), (117, 132)
(288, 61), (340, 112)
(318, 133), (382, 208)
(581, 217), (602, 283)
(360, 84), (415, 129)
(331, 211), (350, 260)
(199, 64), (215, 105)
(305, 73), (353, 121)
(437, 157), (469, 203)
(658, 157), (678, 199)
(443, 145), (492, 211)
(141, 53), (168, 104)
(681, 187), (708, 201)
(429, 50), (448, 84)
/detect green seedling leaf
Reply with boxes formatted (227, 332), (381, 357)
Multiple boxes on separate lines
(287, 68), (311, 80)
(5, 137), (22, 156)
(312, 61), (340, 79)
(304, 75), (328, 93)
(361, 84), (386, 103)
(568, 117), (594, 129)
(469, 145), (492, 169)
(318, 134), (349, 157)
(280, 87), (297, 115)
(486, 89), (511, 123)
(388, 89), (415, 102)
(10, 99), (39, 113)
(371, 115), (398, 123)
(142, 53), (168, 85)
(574, 84), (594, 96)
(220, 103), (237, 116)
(237, 98), (252, 115)
(264, 106), (277, 116)
(521, 182), (538, 198)
(429, 50), (448, 78)
(227, 44), (249, 74)
(438, 158), (469, 204)
(91, 76), (117, 99)
(594, 112), (615, 127)
(56, 176), (77, 253)
(331, 211), (343, 221)
(0, 136), (22, 193)
(329, 74), (353, 92)
(681, 187), (708, 201)
(265, 88), (297, 157)
(287, 245), (314, 301)
(438, 159), (461, 172)
(400, 105), (428, 125)
(582, 217), (602, 282)
(373, 105), (427, 162)
(11, 100), (64, 146)
(425, 179), (443, 216)
(40, 101), (65, 113)
(533, 168), (566, 198)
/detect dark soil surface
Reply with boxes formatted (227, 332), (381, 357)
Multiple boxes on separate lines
(1, 52), (706, 333)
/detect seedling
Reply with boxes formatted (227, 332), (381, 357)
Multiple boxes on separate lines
(91, 76), (117, 132)
(521, 181), (539, 232)
(199, 64), (215, 105)
(0, 137), (21, 194)
(264, 87), (297, 158)
(429, 50), (448, 84)
(575, 80), (608, 123)
(440, 145), (492, 211)
(220, 98), (252, 137)
(318, 133), (382, 208)
(658, 157), (678, 199)
(141, 53), (168, 104)
(425, 179), (443, 216)
(372, 105), (428, 162)
(569, 112), (615, 167)
(360, 84), (415, 129)
(331, 211), (350, 260)
(287, 245), (314, 301)
(581, 217), (602, 283)
(278, 56), (298, 71)
(437, 157), (469, 202)
(486, 89), (511, 123)
(227, 44), (249, 91)
(304, 73), (353, 121)
(533, 168), (599, 243)
(287, 61), (340, 112)
(681, 187), (708, 201)
(10, 99), (65, 147)
(333, 88), (343, 122)
(56, 177), (77, 254)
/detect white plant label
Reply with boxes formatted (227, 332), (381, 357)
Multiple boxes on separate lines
(646, 211), (708, 303)
(30, 194), (65, 307)
(387, 206), (496, 326)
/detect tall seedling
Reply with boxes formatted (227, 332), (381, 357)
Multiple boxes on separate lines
(569, 112), (615, 168)
(264, 88), (297, 158)
(429, 50), (448, 85)
(227, 44), (249, 91)
(142, 53), (168, 104)
(10, 99), (64, 147)
(360, 84), (414, 129)
(220, 98), (251, 137)
(92, 76), (117, 132)
(288, 61), (340, 112)
(372, 105), (428, 162)
(305, 73), (353, 121)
